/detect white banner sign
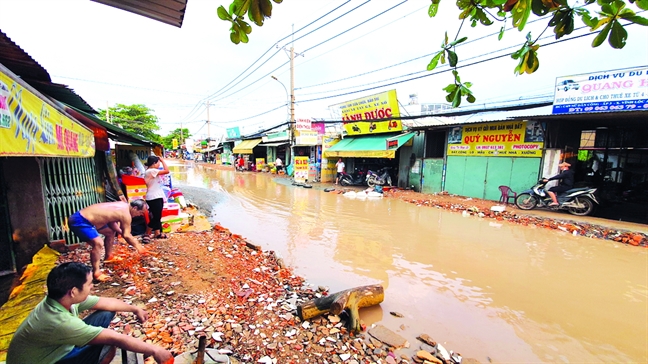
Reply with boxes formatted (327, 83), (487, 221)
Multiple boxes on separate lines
(295, 118), (312, 130)
(552, 66), (648, 114)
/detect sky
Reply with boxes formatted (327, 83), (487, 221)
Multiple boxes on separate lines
(1, 0), (646, 141)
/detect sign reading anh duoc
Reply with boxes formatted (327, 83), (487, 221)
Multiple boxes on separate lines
(0, 69), (94, 157)
(330, 90), (401, 136)
(447, 121), (544, 157)
(553, 66), (648, 114)
(294, 156), (309, 183)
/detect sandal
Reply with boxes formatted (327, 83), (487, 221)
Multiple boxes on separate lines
(142, 235), (152, 244)
(154, 233), (168, 239)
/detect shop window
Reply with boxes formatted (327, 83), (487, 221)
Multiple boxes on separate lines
(580, 130), (596, 148)
(425, 131), (446, 158)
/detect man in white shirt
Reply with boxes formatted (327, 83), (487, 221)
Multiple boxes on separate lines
(335, 158), (345, 185)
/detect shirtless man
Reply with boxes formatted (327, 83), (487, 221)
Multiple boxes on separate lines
(68, 200), (148, 282)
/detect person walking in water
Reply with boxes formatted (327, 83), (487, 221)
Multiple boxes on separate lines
(335, 158), (345, 185)
(144, 156), (170, 239)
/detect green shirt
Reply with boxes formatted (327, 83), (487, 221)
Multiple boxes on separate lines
(6, 295), (103, 364)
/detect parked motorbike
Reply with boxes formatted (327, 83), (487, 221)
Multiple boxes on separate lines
(366, 167), (392, 187)
(515, 180), (599, 216)
(339, 171), (366, 187)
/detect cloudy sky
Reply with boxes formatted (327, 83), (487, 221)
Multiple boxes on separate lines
(1, 0), (646, 140)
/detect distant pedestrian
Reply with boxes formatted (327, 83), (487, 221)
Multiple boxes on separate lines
(144, 156), (170, 239)
(275, 157), (283, 172)
(335, 158), (345, 185)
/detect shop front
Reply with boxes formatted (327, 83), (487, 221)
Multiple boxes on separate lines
(232, 138), (263, 170)
(0, 64), (96, 271)
(259, 131), (290, 167)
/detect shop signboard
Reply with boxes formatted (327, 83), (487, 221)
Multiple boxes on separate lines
(330, 89), (402, 136)
(295, 130), (318, 146)
(294, 156), (309, 183)
(172, 138), (178, 149)
(447, 120), (544, 157)
(321, 137), (341, 182)
(262, 130), (289, 142)
(115, 145), (151, 172)
(226, 126), (241, 139)
(552, 66), (648, 114)
(0, 68), (95, 157)
(256, 158), (265, 171)
(296, 118), (312, 130)
(312, 122), (326, 134)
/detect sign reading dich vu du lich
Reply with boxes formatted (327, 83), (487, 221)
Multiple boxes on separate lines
(552, 66), (647, 114)
(447, 120), (544, 157)
(0, 68), (94, 157)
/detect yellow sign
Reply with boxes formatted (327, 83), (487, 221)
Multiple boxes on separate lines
(331, 90), (402, 136)
(0, 69), (95, 157)
(294, 156), (309, 183)
(172, 138), (178, 149)
(256, 158), (265, 171)
(447, 121), (544, 157)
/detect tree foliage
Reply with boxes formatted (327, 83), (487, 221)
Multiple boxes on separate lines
(98, 104), (162, 142)
(161, 128), (191, 150)
(219, 0), (647, 107)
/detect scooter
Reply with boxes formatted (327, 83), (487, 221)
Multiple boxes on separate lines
(366, 167), (392, 187)
(515, 180), (599, 216)
(339, 171), (366, 187)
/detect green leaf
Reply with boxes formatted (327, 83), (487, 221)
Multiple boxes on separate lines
(634, 0), (648, 10)
(592, 20), (612, 47)
(230, 30), (241, 44)
(239, 19), (253, 34)
(531, 0), (550, 16)
(240, 30), (249, 43)
(511, 0), (532, 30)
(272, 0), (283, 3)
(467, 94), (477, 103)
(452, 88), (462, 107)
(448, 36), (468, 46)
(429, 2), (440, 17)
(427, 52), (443, 71)
(448, 50), (458, 67)
(608, 20), (628, 48)
(620, 14), (648, 25)
(217, 5), (232, 20)
(443, 84), (457, 93)
(498, 26), (505, 40)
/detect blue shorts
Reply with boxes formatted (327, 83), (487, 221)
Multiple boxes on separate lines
(69, 211), (107, 241)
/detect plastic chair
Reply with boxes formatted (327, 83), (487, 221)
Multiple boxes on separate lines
(498, 185), (517, 204)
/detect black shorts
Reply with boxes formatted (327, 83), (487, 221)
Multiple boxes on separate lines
(336, 172), (344, 179)
(549, 185), (571, 194)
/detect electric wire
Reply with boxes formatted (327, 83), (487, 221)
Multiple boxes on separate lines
(178, 0), (359, 122)
(206, 1), (409, 106)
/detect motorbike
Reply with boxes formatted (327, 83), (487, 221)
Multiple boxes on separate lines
(339, 170), (366, 186)
(515, 180), (599, 216)
(366, 167), (392, 187)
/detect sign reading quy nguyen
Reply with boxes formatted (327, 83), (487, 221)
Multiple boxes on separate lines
(447, 121), (544, 157)
(0, 69), (95, 157)
(553, 66), (648, 114)
(330, 90), (402, 136)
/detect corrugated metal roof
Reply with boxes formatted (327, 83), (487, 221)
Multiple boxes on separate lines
(92, 0), (188, 28)
(0, 30), (97, 114)
(410, 105), (554, 128)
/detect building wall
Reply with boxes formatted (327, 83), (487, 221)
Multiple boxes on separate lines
(3, 158), (48, 270)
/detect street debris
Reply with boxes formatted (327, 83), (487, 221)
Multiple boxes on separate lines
(53, 221), (482, 363)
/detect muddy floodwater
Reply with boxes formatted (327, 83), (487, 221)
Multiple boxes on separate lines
(170, 162), (647, 363)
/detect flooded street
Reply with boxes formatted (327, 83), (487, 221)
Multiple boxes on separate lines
(170, 161), (647, 363)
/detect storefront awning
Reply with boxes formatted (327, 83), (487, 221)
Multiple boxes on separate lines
(324, 134), (405, 159)
(232, 138), (262, 154)
(259, 142), (289, 147)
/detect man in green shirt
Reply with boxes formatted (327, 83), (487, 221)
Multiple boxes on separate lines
(7, 262), (172, 364)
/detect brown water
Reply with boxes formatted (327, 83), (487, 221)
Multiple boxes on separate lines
(171, 162), (648, 363)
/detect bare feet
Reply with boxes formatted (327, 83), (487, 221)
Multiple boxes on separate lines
(104, 256), (124, 263)
(93, 272), (111, 283)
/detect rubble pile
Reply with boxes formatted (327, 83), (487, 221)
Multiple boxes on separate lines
(58, 225), (477, 363)
(389, 190), (647, 248)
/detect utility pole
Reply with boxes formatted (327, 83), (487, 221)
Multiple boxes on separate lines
(180, 121), (183, 145)
(206, 101), (211, 142)
(289, 45), (295, 164)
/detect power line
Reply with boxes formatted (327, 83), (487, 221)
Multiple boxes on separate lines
(178, 0), (359, 123)
(206, 1), (409, 106)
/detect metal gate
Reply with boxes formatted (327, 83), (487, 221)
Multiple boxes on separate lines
(40, 157), (102, 245)
(0, 159), (15, 273)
